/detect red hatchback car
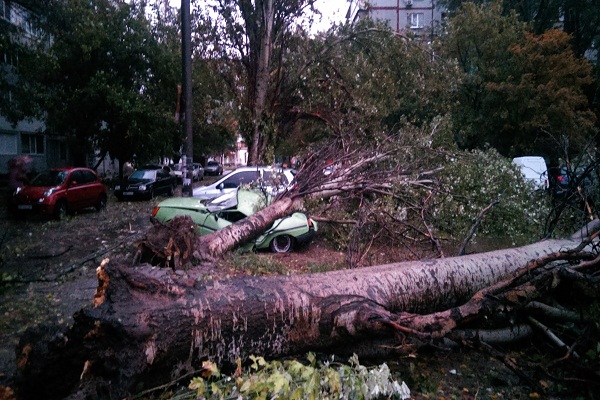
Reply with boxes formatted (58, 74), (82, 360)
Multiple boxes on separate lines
(11, 167), (108, 220)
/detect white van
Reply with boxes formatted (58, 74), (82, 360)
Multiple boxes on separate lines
(512, 156), (548, 190)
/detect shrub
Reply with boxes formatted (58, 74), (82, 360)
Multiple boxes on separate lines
(432, 148), (551, 244)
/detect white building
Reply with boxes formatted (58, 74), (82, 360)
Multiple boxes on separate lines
(348, 0), (445, 38)
(1, 0), (70, 176)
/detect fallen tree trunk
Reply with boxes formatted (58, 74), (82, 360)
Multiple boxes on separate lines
(14, 223), (600, 399)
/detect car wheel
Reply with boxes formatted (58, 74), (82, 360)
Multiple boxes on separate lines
(168, 184), (175, 197)
(270, 235), (293, 253)
(148, 189), (155, 200)
(54, 200), (68, 220)
(95, 193), (107, 211)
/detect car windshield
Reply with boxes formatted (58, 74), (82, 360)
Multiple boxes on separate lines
(207, 161), (218, 166)
(31, 170), (67, 187)
(130, 170), (156, 180)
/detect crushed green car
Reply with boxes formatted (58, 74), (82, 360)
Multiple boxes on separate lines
(151, 189), (317, 253)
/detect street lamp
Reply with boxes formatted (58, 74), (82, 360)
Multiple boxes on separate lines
(181, 0), (193, 196)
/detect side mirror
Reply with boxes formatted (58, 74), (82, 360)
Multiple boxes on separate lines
(217, 183), (224, 190)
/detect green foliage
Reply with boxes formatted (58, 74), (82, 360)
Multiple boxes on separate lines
(278, 20), (459, 157)
(191, 57), (238, 158)
(183, 353), (410, 400)
(19, 0), (181, 167)
(433, 148), (551, 243)
(197, 0), (319, 164)
(443, 1), (596, 160)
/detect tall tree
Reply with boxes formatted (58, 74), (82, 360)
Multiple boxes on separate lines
(0, 0), (42, 124)
(195, 0), (317, 165)
(20, 0), (180, 174)
(443, 1), (596, 158)
(266, 19), (460, 160)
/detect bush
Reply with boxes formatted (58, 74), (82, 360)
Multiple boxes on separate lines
(433, 148), (551, 244)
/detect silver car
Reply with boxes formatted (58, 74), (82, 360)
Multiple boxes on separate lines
(193, 166), (295, 200)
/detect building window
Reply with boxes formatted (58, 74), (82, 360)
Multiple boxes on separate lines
(0, 133), (18, 155)
(408, 13), (424, 29)
(21, 133), (45, 155)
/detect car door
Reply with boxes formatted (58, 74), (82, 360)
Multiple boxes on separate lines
(66, 170), (90, 210)
(157, 170), (174, 195)
(198, 170), (259, 199)
(79, 169), (102, 208)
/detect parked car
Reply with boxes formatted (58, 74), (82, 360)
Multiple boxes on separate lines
(140, 164), (173, 176)
(552, 165), (596, 199)
(193, 166), (295, 200)
(172, 163), (205, 183)
(204, 160), (223, 176)
(192, 163), (204, 181)
(151, 189), (317, 253)
(512, 156), (548, 190)
(11, 167), (108, 220)
(114, 168), (177, 201)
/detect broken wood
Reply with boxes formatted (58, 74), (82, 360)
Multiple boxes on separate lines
(14, 224), (600, 399)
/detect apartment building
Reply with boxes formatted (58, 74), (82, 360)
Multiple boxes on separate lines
(348, 0), (445, 38)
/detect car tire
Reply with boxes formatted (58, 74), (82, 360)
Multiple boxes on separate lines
(270, 235), (293, 253)
(168, 184), (175, 197)
(95, 193), (107, 211)
(54, 200), (67, 221)
(148, 189), (155, 200)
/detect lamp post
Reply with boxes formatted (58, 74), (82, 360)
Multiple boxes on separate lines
(181, 0), (193, 196)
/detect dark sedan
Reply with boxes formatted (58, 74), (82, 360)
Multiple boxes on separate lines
(114, 169), (176, 201)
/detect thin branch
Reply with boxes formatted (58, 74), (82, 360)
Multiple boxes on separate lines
(527, 316), (580, 359)
(457, 199), (500, 256)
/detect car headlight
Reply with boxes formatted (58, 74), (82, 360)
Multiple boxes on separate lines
(114, 184), (121, 190)
(14, 187), (22, 195)
(139, 185), (147, 191)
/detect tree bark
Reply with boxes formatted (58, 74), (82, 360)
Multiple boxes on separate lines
(14, 233), (593, 399)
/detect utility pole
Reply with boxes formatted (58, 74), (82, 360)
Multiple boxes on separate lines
(181, 0), (193, 196)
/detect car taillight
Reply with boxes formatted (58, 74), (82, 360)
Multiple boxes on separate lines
(151, 206), (160, 217)
(307, 218), (313, 228)
(557, 176), (566, 183)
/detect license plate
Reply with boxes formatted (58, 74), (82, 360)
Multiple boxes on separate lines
(18, 205), (33, 210)
(123, 192), (134, 196)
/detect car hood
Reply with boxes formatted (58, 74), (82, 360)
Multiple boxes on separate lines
(156, 189), (266, 216)
(126, 178), (153, 184)
(155, 197), (209, 212)
(15, 185), (60, 197)
(208, 189), (264, 215)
